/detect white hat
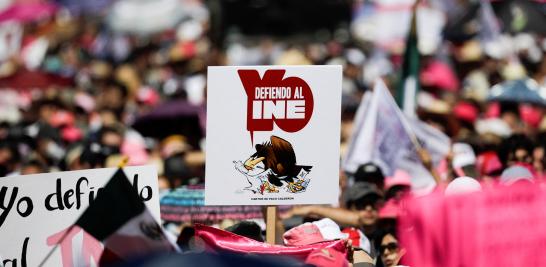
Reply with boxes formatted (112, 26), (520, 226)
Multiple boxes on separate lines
(500, 166), (534, 185)
(475, 118), (512, 137)
(445, 177), (482, 196)
(452, 143), (477, 169)
(312, 218), (350, 241)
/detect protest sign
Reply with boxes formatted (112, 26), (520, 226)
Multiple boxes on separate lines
(343, 80), (449, 193)
(399, 182), (546, 267)
(0, 166), (160, 267)
(0, 21), (22, 62)
(205, 66), (342, 205)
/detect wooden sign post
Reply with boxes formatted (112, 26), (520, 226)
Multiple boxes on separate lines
(266, 206), (277, 244)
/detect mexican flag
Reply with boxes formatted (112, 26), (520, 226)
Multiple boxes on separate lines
(396, 7), (420, 117)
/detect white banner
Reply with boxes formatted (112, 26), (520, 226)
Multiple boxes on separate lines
(205, 66), (342, 205)
(343, 80), (449, 192)
(0, 166), (160, 267)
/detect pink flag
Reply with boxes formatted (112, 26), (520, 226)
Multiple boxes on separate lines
(399, 182), (546, 266)
(195, 224), (347, 261)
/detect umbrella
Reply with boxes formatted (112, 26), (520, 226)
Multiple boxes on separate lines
(0, 68), (73, 89)
(488, 79), (546, 106)
(444, 0), (546, 40)
(492, 0), (546, 34)
(160, 185), (291, 224)
(54, 0), (114, 16)
(443, 2), (480, 42)
(106, 0), (187, 35)
(131, 99), (204, 147)
(0, 2), (57, 23)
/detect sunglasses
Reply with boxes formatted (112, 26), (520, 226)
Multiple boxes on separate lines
(380, 242), (399, 254)
(353, 196), (383, 211)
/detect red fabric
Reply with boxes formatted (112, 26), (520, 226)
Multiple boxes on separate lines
(0, 69), (73, 89)
(341, 228), (364, 248)
(194, 224), (347, 261)
(476, 151), (502, 176)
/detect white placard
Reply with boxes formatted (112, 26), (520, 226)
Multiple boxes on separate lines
(205, 66), (342, 205)
(0, 166), (160, 267)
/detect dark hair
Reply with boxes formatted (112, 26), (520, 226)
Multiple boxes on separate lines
(21, 159), (48, 173)
(106, 79), (129, 99)
(497, 134), (534, 167)
(374, 226), (399, 267)
(0, 141), (20, 176)
(97, 126), (124, 145)
(225, 221), (264, 242)
(163, 152), (191, 189)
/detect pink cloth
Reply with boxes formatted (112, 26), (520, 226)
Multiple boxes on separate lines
(519, 105), (542, 128)
(385, 170), (412, 191)
(50, 111), (75, 127)
(485, 102), (500, 118)
(379, 198), (401, 219)
(420, 61), (459, 91)
(399, 182), (546, 266)
(0, 2), (57, 23)
(453, 102), (478, 123)
(305, 247), (349, 267)
(61, 126), (83, 142)
(195, 224), (347, 261)
(283, 223), (325, 246)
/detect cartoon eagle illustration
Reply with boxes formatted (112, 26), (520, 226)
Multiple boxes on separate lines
(239, 135), (312, 190)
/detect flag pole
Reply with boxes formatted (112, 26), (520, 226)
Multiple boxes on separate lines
(266, 206), (277, 244)
(118, 156), (129, 168)
(37, 225), (76, 267)
(38, 156), (131, 266)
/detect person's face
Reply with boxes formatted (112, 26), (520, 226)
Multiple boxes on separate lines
(501, 112), (519, 131)
(0, 147), (12, 165)
(101, 131), (123, 148)
(380, 234), (404, 267)
(21, 165), (43, 175)
(533, 147), (544, 171)
(350, 195), (381, 227)
(508, 148), (532, 166)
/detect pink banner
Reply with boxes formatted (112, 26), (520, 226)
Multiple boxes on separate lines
(399, 182), (546, 266)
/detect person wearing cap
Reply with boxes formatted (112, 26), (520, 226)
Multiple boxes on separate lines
(499, 165), (535, 185)
(384, 170), (412, 201)
(451, 143), (479, 179)
(444, 176), (482, 196)
(351, 163), (386, 192)
(344, 182), (384, 236)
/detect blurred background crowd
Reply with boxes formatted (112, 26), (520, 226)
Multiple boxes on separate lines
(1, 0), (546, 266)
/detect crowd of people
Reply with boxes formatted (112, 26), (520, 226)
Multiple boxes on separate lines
(1, 0), (546, 266)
